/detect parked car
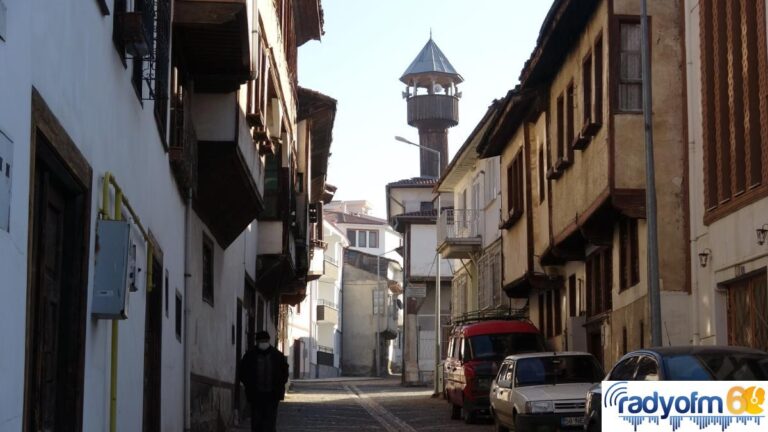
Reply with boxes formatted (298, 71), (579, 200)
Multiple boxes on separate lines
(584, 346), (768, 432)
(490, 352), (604, 432)
(445, 319), (546, 423)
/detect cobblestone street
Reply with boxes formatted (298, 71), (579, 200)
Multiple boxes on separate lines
(233, 377), (493, 431)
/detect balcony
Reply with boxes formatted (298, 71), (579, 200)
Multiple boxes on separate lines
(192, 93), (263, 248)
(437, 209), (483, 259)
(406, 94), (459, 128)
(316, 300), (339, 325)
(173, 0), (250, 92)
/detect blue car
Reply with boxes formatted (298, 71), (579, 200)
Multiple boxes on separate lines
(584, 346), (768, 432)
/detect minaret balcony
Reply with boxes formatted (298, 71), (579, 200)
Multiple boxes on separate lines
(407, 94), (459, 127)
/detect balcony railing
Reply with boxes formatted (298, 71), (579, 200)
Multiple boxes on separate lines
(317, 298), (338, 310)
(437, 209), (484, 259)
(438, 209), (484, 242)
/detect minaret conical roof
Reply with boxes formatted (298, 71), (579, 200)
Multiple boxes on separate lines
(400, 38), (463, 85)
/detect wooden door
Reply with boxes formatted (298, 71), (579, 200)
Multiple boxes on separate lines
(727, 271), (768, 350)
(27, 135), (89, 432)
(143, 256), (163, 432)
(587, 329), (603, 368)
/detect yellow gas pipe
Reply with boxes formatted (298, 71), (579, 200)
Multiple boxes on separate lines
(101, 172), (152, 432)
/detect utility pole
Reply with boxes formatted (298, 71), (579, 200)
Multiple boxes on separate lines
(641, 0), (662, 346)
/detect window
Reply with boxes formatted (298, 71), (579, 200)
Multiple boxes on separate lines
(619, 217), (640, 290)
(554, 287), (562, 336)
(505, 151), (524, 224)
(700, 0), (767, 217)
(635, 356), (659, 381)
(586, 247), (612, 316)
(154, 0), (171, 145)
(594, 35), (604, 124)
(484, 158), (500, 204)
(583, 53), (593, 126)
(556, 94), (565, 161)
(566, 82), (575, 154)
(175, 291), (182, 342)
(618, 20), (643, 112)
(622, 327), (628, 354)
(420, 201), (434, 212)
(538, 146), (545, 204)
(202, 235), (214, 306)
(262, 153), (280, 219)
(347, 229), (379, 249)
(609, 356), (638, 380)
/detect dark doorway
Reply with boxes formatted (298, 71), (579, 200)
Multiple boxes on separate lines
(293, 340), (302, 379)
(143, 255), (163, 432)
(587, 327), (603, 368)
(26, 130), (90, 432)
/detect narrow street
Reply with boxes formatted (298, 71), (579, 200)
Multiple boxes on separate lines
(233, 377), (493, 431)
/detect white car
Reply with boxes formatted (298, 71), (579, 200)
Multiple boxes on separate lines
(489, 352), (604, 432)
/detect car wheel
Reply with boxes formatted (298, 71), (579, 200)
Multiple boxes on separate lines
(450, 402), (461, 420)
(493, 413), (509, 432)
(462, 405), (476, 424)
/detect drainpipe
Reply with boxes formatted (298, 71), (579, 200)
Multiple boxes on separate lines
(184, 187), (192, 431)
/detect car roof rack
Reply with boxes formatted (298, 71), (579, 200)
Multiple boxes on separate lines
(450, 306), (531, 326)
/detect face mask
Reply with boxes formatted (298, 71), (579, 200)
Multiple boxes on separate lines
(257, 342), (270, 350)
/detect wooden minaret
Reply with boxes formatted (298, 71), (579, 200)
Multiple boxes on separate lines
(400, 36), (463, 178)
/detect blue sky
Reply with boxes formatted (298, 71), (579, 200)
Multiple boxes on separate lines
(299, 1), (554, 217)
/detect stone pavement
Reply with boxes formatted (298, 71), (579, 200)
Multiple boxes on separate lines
(231, 376), (494, 431)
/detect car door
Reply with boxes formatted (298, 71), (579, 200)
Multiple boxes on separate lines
(496, 361), (516, 425)
(491, 362), (509, 417)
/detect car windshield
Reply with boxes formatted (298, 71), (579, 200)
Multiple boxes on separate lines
(468, 333), (545, 361)
(514, 355), (604, 387)
(663, 353), (768, 380)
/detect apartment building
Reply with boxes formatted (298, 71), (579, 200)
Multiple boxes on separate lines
(476, 0), (689, 367)
(684, 0), (768, 350)
(0, 0), (333, 430)
(435, 101), (507, 319)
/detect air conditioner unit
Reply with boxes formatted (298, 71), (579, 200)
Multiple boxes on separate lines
(267, 98), (283, 141)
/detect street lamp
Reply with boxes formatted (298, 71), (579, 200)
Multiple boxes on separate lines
(394, 135), (443, 395)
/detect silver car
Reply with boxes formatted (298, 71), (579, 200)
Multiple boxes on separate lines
(490, 352), (603, 432)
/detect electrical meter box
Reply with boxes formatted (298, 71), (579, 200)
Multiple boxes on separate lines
(92, 219), (137, 319)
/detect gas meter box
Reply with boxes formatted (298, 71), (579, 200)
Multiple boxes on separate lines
(92, 219), (137, 319)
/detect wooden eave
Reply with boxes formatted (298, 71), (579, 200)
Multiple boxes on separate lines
(478, 89), (538, 158)
(194, 140), (263, 248)
(435, 99), (502, 193)
(173, 0), (250, 92)
(518, 0), (600, 88)
(294, 0), (324, 46)
(298, 87), (337, 201)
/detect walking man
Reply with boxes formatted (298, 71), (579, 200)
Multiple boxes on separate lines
(239, 331), (289, 432)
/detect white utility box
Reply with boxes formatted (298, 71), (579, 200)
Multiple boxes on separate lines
(92, 219), (138, 319)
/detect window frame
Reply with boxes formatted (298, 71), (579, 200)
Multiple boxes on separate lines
(614, 17), (645, 114)
(202, 234), (214, 306)
(586, 247), (612, 317)
(619, 217), (640, 290)
(504, 150), (525, 227)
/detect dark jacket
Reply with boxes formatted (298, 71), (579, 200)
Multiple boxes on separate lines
(239, 346), (289, 401)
